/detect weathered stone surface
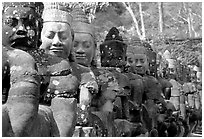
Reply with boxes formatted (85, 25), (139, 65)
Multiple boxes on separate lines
(125, 72), (144, 105)
(2, 105), (14, 137)
(87, 112), (107, 137)
(4, 49), (40, 137)
(114, 119), (133, 137)
(2, 48), (60, 137)
(143, 76), (164, 102)
(25, 105), (60, 137)
(114, 119), (147, 137)
(51, 97), (77, 136)
(91, 111), (115, 137)
(72, 126), (82, 137)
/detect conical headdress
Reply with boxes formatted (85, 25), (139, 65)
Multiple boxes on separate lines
(100, 27), (127, 67)
(71, 6), (95, 38)
(42, 2), (72, 26)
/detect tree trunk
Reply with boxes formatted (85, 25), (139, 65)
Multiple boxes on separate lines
(188, 8), (198, 38)
(158, 2), (164, 33)
(138, 2), (146, 40)
(183, 3), (193, 38)
(122, 2), (143, 40)
(187, 11), (192, 38)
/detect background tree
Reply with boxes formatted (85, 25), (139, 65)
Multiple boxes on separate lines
(158, 2), (164, 33)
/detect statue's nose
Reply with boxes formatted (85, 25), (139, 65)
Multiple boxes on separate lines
(16, 23), (27, 36)
(52, 34), (62, 46)
(76, 44), (85, 54)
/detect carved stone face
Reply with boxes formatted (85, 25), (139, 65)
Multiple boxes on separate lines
(40, 22), (73, 59)
(73, 33), (95, 67)
(2, 6), (37, 50)
(127, 54), (149, 75)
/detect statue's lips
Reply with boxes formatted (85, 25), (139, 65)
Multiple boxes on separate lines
(50, 47), (63, 52)
(11, 36), (28, 42)
(13, 35), (27, 39)
(135, 67), (144, 72)
(11, 37), (29, 48)
(55, 92), (75, 98)
(75, 55), (86, 59)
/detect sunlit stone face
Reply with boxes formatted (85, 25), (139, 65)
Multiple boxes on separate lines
(40, 22), (73, 59)
(73, 33), (95, 67)
(2, 6), (38, 49)
(127, 54), (149, 75)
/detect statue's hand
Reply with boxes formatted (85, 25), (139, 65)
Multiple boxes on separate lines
(79, 85), (92, 106)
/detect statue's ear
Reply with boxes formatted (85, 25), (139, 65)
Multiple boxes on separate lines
(146, 69), (150, 75)
(36, 17), (43, 48)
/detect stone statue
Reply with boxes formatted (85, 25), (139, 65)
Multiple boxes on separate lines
(39, 2), (98, 136)
(126, 44), (166, 134)
(71, 7), (106, 136)
(2, 2), (59, 136)
(98, 27), (132, 136)
(39, 2), (79, 136)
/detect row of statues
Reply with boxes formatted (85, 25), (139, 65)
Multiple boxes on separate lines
(2, 2), (202, 137)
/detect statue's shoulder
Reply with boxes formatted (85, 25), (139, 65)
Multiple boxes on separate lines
(158, 77), (173, 88)
(7, 48), (36, 68)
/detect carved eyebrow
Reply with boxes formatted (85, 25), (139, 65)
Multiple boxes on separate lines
(83, 41), (91, 44)
(20, 14), (30, 18)
(74, 40), (90, 44)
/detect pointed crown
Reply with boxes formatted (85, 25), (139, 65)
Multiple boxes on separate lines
(42, 2), (72, 26)
(71, 6), (95, 38)
(100, 27), (127, 67)
(105, 27), (123, 42)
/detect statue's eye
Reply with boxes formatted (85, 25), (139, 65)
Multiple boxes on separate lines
(128, 58), (133, 63)
(140, 59), (145, 63)
(4, 17), (18, 27)
(44, 31), (55, 39)
(83, 42), (91, 48)
(22, 17), (35, 28)
(73, 41), (79, 48)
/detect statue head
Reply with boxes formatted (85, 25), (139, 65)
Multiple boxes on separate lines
(40, 2), (74, 60)
(126, 42), (157, 76)
(100, 27), (127, 68)
(2, 2), (42, 50)
(71, 6), (96, 67)
(126, 46), (149, 76)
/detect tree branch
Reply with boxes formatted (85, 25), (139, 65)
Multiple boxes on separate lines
(122, 2), (143, 40)
(167, 12), (186, 24)
(139, 2), (146, 40)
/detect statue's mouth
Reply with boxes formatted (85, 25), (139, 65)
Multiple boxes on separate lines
(11, 37), (31, 49)
(75, 54), (86, 59)
(50, 46), (64, 53)
(56, 93), (72, 98)
(53, 91), (77, 99)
